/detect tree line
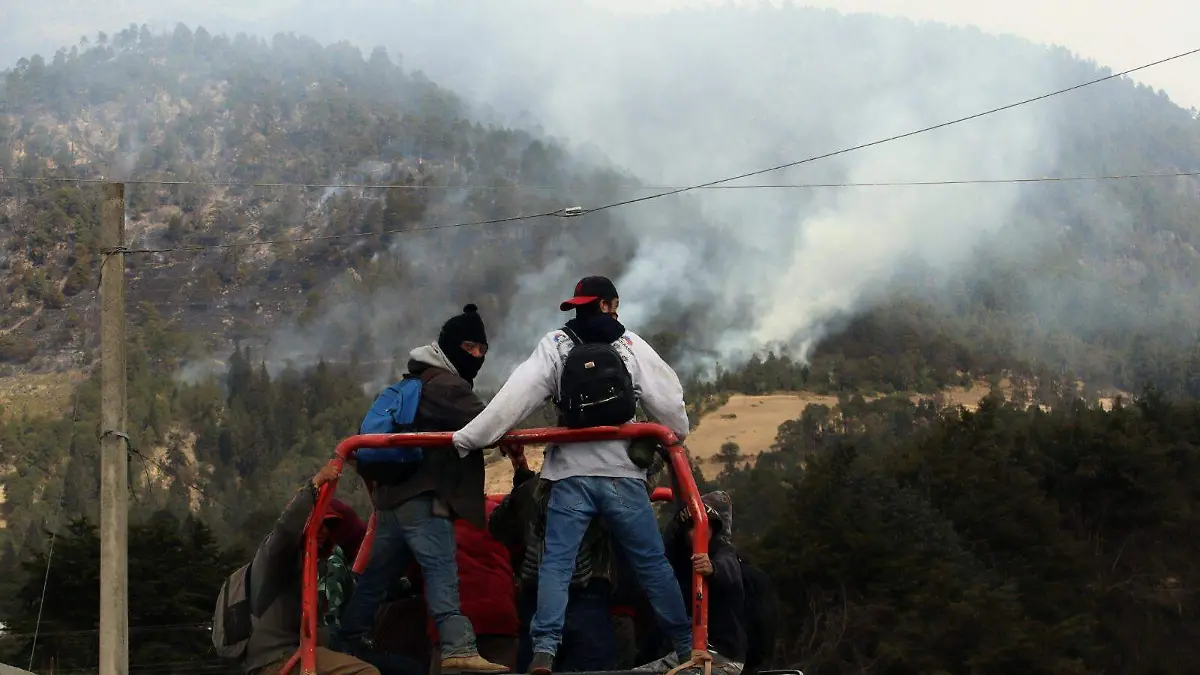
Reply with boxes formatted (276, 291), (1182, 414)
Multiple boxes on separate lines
(5, 376), (1200, 674)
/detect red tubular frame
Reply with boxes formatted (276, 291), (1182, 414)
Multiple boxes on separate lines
(285, 423), (708, 675)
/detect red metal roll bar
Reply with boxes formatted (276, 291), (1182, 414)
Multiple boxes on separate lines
(286, 423), (708, 675)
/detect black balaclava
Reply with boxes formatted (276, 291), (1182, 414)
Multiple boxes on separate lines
(566, 302), (625, 344)
(437, 303), (488, 385)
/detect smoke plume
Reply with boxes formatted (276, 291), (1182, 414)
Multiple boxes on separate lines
(256, 1), (1070, 386)
(22, 1), (1178, 388)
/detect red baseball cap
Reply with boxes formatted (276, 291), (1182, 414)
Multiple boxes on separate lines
(559, 276), (619, 311)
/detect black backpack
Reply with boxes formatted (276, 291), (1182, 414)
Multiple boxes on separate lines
(739, 557), (779, 675)
(555, 325), (637, 428)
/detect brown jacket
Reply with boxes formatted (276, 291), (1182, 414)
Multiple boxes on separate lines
(369, 343), (488, 529)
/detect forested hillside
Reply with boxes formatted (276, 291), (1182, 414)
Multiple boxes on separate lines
(0, 25), (643, 374)
(1, 16), (1199, 396)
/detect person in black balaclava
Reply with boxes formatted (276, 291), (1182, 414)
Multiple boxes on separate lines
(338, 304), (509, 675)
(437, 303), (489, 385)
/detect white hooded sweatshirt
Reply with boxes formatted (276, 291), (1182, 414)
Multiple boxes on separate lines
(451, 327), (690, 481)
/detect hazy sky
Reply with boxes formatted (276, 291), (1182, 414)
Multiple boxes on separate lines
(3, 0), (1198, 111)
(603, 0), (1200, 111)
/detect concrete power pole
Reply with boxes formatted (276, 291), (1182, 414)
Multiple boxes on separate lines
(98, 182), (128, 675)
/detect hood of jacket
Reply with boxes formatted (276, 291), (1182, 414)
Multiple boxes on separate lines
(702, 490), (734, 545)
(665, 490), (734, 547)
(409, 342), (460, 377)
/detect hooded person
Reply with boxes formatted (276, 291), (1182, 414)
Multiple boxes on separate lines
(326, 498), (368, 566)
(639, 491), (747, 675)
(232, 465), (380, 675)
(337, 304), (508, 675)
(313, 495), (426, 675)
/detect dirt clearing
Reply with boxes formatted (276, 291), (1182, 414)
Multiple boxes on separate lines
(0, 370), (84, 419)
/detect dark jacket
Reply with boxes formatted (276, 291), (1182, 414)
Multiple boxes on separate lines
(488, 467), (615, 590)
(369, 344), (488, 529)
(665, 491), (747, 663)
(243, 483), (318, 674)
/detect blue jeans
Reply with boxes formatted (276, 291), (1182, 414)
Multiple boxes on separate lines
(531, 477), (692, 660)
(337, 494), (478, 659)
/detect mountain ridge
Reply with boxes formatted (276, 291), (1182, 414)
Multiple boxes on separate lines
(3, 17), (1199, 395)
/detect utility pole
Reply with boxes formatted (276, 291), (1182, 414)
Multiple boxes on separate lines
(99, 182), (128, 675)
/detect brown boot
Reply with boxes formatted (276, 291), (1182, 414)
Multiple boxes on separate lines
(529, 651), (554, 675)
(441, 654), (509, 674)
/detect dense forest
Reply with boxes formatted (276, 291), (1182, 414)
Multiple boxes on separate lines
(2, 12), (1200, 674)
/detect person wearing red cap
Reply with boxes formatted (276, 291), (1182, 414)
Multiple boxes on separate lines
(452, 276), (694, 675)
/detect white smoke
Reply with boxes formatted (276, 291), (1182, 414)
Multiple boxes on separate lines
(15, 1), (1120, 385)
(386, 2), (1063, 378)
(252, 1), (1067, 383)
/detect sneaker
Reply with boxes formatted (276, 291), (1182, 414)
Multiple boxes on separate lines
(636, 650), (736, 675)
(634, 653), (682, 672)
(529, 652), (554, 675)
(440, 654), (509, 674)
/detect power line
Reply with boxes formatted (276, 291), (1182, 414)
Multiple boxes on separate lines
(13, 44), (1200, 259)
(104, 206), (573, 253)
(583, 46), (1200, 215)
(3, 169), (1198, 192)
(125, 443), (234, 513)
(4, 44), (1198, 204)
(96, 168), (1200, 256)
(670, 171), (1200, 188)
(0, 176), (572, 189)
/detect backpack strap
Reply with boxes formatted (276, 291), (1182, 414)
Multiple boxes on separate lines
(553, 326), (583, 425)
(560, 325), (584, 346)
(244, 559), (253, 615)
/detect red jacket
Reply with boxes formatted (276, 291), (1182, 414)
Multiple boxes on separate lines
(412, 499), (519, 639)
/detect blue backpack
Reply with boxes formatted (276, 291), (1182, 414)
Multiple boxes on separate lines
(357, 376), (426, 468)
